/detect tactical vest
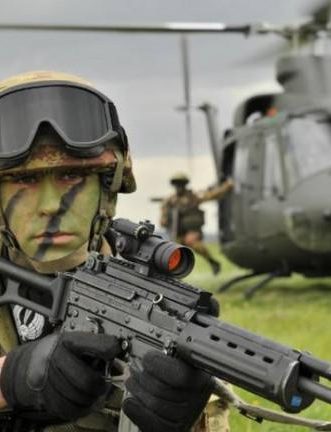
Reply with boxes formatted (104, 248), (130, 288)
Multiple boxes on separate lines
(177, 207), (205, 234)
(166, 191), (205, 235)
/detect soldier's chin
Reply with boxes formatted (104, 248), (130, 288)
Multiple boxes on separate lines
(29, 244), (72, 261)
(26, 235), (81, 261)
(25, 243), (90, 273)
(33, 249), (73, 262)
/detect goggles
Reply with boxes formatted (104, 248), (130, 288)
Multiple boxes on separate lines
(0, 82), (126, 169)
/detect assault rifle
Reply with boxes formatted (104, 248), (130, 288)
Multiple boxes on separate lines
(1, 218), (331, 428)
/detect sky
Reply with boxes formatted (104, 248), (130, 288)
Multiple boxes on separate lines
(0, 0), (320, 233)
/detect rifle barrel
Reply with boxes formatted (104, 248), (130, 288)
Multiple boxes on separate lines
(0, 257), (52, 291)
(299, 377), (331, 405)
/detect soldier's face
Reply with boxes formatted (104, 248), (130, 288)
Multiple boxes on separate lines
(0, 169), (100, 262)
(174, 183), (187, 195)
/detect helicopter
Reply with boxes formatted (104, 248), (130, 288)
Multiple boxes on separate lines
(198, 2), (331, 298)
(137, 1), (331, 299)
(1, 1), (331, 298)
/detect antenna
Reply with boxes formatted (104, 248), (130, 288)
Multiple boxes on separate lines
(178, 35), (193, 171)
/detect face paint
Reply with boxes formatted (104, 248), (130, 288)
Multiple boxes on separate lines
(0, 170), (100, 262)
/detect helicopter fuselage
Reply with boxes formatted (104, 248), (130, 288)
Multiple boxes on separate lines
(217, 72), (331, 276)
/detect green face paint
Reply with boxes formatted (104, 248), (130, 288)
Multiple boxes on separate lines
(0, 170), (100, 262)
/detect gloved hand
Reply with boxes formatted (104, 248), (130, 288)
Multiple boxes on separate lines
(123, 351), (214, 432)
(0, 331), (122, 421)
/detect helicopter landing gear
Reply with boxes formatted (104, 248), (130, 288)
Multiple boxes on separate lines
(244, 269), (289, 300)
(218, 271), (262, 293)
(218, 268), (290, 299)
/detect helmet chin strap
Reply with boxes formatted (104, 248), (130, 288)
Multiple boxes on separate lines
(0, 226), (20, 250)
(88, 149), (124, 252)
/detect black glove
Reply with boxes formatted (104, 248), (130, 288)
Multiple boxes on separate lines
(123, 351), (214, 432)
(0, 331), (122, 421)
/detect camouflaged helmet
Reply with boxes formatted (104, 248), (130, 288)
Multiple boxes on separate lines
(0, 71), (137, 272)
(0, 70), (136, 195)
(170, 172), (190, 186)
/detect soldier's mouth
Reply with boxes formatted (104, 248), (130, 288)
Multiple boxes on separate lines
(34, 232), (76, 245)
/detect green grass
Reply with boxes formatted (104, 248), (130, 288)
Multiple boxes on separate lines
(185, 244), (331, 432)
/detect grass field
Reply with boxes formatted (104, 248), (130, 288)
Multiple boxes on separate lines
(185, 244), (331, 432)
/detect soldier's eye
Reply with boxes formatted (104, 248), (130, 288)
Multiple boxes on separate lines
(55, 171), (86, 184)
(11, 173), (40, 184)
(57, 172), (85, 182)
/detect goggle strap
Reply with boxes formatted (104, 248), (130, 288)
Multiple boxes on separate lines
(110, 150), (124, 193)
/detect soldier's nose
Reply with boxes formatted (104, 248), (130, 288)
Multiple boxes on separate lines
(37, 176), (62, 215)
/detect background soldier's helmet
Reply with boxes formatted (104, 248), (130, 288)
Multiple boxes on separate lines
(0, 70), (137, 271)
(170, 172), (190, 186)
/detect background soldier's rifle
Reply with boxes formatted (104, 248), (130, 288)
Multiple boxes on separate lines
(1, 219), (331, 429)
(170, 205), (180, 239)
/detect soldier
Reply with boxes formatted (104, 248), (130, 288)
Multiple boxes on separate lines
(0, 71), (230, 432)
(160, 173), (233, 275)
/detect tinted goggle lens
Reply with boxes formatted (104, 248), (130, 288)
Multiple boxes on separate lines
(0, 85), (118, 163)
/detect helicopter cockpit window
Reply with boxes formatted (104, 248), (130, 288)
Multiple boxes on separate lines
(283, 113), (331, 189)
(246, 112), (263, 124)
(263, 133), (283, 198)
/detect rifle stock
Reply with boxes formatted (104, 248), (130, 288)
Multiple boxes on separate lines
(0, 218), (330, 415)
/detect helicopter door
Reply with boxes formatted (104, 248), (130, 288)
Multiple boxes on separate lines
(234, 127), (285, 240)
(238, 131), (264, 237)
(219, 141), (235, 242)
(257, 129), (285, 238)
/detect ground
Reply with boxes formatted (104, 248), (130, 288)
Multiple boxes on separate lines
(185, 244), (331, 432)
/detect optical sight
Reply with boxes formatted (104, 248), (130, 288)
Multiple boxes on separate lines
(108, 218), (195, 278)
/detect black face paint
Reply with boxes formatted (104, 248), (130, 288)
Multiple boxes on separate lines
(34, 178), (86, 260)
(4, 188), (26, 222)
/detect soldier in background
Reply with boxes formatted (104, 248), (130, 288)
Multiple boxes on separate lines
(160, 173), (233, 275)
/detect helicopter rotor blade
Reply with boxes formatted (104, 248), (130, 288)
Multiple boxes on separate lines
(0, 22), (252, 34)
(0, 21), (293, 39)
(239, 1), (331, 64)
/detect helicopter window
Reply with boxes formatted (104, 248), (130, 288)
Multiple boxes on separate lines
(283, 115), (331, 188)
(246, 112), (263, 125)
(263, 133), (283, 198)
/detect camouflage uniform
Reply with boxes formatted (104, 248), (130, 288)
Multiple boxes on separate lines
(0, 72), (230, 432)
(160, 173), (233, 274)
